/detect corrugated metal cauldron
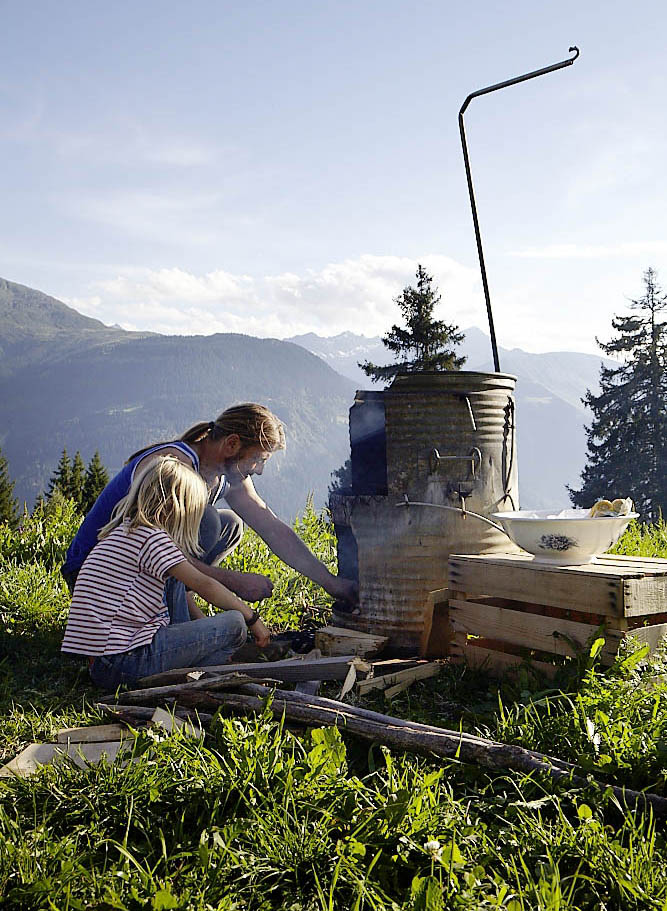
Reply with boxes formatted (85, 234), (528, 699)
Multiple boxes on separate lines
(330, 371), (519, 655)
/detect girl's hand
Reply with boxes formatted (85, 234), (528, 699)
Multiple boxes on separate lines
(250, 617), (271, 649)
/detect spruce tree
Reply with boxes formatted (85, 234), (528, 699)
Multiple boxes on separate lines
(47, 449), (72, 500)
(569, 267), (667, 521)
(83, 451), (109, 512)
(0, 447), (18, 528)
(69, 451), (87, 508)
(359, 265), (466, 383)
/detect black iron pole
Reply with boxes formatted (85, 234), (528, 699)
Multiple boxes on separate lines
(459, 47), (580, 373)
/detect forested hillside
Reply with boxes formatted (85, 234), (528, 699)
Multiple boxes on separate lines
(0, 279), (355, 518)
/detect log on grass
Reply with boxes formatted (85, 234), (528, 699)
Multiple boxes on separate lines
(204, 685), (667, 817)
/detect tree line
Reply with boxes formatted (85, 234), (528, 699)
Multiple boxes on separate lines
(0, 448), (109, 527)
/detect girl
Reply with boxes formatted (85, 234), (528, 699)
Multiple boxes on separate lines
(62, 456), (270, 689)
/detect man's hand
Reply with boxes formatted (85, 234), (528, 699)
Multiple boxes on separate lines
(250, 617), (271, 648)
(216, 569), (274, 602)
(324, 576), (359, 605)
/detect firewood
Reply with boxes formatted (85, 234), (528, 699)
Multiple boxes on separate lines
(314, 626), (389, 657)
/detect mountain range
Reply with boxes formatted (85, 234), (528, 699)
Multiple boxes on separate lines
(1, 276), (609, 516)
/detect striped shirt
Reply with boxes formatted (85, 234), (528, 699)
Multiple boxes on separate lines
(61, 523), (186, 657)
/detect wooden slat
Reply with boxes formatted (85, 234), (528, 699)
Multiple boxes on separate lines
(449, 598), (619, 659)
(356, 662), (441, 694)
(624, 578), (667, 617)
(451, 642), (559, 680)
(619, 623), (667, 652)
(57, 724), (129, 743)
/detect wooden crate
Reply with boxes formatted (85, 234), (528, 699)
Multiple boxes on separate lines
(447, 553), (667, 676)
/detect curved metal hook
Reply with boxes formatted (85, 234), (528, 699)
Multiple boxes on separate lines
(568, 46), (580, 61)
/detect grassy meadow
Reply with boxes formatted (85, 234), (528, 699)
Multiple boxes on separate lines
(2, 503), (667, 910)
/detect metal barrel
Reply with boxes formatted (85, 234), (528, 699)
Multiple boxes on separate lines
(331, 371), (519, 654)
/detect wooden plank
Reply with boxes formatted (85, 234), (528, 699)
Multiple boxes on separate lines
(449, 598), (618, 660)
(597, 554), (667, 568)
(449, 555), (625, 617)
(356, 662), (440, 694)
(57, 724), (129, 743)
(0, 740), (131, 778)
(452, 643), (560, 680)
(138, 655), (362, 687)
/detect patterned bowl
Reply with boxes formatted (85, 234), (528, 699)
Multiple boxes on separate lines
(491, 508), (639, 565)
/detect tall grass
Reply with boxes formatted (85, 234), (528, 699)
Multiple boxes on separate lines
(1, 506), (667, 909)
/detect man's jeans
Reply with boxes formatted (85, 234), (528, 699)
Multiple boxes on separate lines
(89, 611), (247, 689)
(166, 506), (244, 624)
(88, 505), (245, 689)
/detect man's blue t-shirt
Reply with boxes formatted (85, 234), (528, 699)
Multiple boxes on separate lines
(62, 442), (201, 576)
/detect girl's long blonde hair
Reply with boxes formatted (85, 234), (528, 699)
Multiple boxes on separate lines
(99, 457), (208, 556)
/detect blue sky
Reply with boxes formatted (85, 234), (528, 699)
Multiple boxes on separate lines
(2, 0), (667, 354)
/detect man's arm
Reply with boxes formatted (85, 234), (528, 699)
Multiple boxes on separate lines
(225, 478), (358, 603)
(169, 560), (270, 647)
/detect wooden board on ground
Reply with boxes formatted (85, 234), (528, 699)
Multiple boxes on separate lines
(0, 740), (132, 778)
(139, 655), (365, 688)
(57, 724), (129, 743)
(357, 662), (441, 695)
(314, 626), (388, 658)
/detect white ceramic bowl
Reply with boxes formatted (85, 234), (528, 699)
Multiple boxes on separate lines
(491, 508), (639, 565)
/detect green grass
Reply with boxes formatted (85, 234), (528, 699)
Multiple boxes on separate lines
(2, 509), (667, 909)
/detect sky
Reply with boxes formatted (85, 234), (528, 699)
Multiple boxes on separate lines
(2, 0), (667, 355)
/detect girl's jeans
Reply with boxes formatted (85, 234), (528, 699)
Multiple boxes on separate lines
(89, 506), (246, 689)
(89, 611), (248, 689)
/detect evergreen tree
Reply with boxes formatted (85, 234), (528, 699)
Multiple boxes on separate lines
(69, 451), (87, 508)
(83, 450), (109, 512)
(0, 447), (18, 528)
(359, 265), (466, 383)
(569, 267), (667, 521)
(47, 449), (72, 500)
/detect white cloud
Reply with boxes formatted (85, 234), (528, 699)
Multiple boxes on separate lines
(67, 254), (482, 339)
